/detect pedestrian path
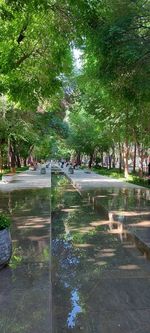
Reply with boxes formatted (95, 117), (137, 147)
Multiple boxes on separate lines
(63, 166), (145, 190)
(0, 168), (51, 192)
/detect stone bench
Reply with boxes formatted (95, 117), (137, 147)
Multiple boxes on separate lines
(2, 173), (16, 183)
(40, 167), (46, 174)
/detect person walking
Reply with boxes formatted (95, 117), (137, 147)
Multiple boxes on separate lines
(148, 161), (150, 185)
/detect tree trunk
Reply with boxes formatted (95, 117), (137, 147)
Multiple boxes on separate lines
(119, 142), (122, 172)
(101, 151), (104, 167)
(16, 153), (21, 168)
(76, 152), (81, 165)
(133, 143), (136, 173)
(137, 144), (143, 177)
(141, 150), (144, 176)
(8, 140), (16, 173)
(88, 153), (93, 169)
(108, 155), (111, 169)
(106, 155), (109, 169)
(123, 109), (130, 178)
(0, 149), (3, 173)
(124, 140), (129, 178)
(23, 158), (27, 167)
(112, 145), (115, 168)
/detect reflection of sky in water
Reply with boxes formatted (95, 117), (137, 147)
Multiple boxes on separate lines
(67, 289), (82, 328)
(53, 239), (80, 265)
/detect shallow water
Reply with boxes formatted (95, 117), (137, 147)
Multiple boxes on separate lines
(0, 188), (51, 333)
(52, 175), (150, 333)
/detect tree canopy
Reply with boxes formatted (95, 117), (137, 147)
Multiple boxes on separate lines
(0, 0), (150, 176)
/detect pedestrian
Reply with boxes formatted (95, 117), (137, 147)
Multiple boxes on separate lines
(40, 160), (46, 174)
(148, 162), (150, 176)
(148, 162), (150, 185)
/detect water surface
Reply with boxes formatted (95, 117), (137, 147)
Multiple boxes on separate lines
(52, 175), (150, 333)
(0, 188), (51, 333)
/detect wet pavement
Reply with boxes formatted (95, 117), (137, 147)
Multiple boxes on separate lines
(63, 166), (146, 190)
(52, 174), (150, 333)
(0, 188), (51, 333)
(61, 165), (150, 254)
(85, 187), (150, 252)
(0, 166), (150, 332)
(0, 168), (51, 191)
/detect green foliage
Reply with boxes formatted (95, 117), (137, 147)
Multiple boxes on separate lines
(0, 213), (11, 230)
(51, 175), (70, 211)
(0, 0), (149, 173)
(93, 167), (150, 189)
(92, 167), (124, 179)
(51, 139), (72, 160)
(0, 0), (73, 108)
(0, 94), (70, 166)
(16, 166), (28, 173)
(9, 246), (23, 269)
(67, 103), (111, 157)
(128, 176), (150, 189)
(77, 0), (150, 148)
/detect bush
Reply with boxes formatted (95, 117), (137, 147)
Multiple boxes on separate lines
(0, 213), (11, 231)
(127, 175), (150, 188)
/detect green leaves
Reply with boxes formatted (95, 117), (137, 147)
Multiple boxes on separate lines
(0, 0), (74, 108)
(0, 213), (11, 230)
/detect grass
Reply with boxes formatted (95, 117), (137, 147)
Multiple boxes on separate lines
(15, 166), (29, 173)
(0, 166), (28, 180)
(128, 175), (150, 188)
(92, 167), (124, 179)
(92, 167), (150, 189)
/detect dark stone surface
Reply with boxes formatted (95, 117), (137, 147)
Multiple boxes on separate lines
(0, 229), (12, 269)
(0, 188), (51, 333)
(52, 175), (150, 333)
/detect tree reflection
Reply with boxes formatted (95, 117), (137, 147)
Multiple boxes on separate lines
(52, 174), (150, 332)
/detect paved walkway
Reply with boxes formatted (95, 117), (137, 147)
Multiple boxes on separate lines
(0, 168), (51, 192)
(0, 169), (51, 333)
(0, 166), (149, 332)
(63, 166), (146, 190)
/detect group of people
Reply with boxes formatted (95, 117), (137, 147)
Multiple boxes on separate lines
(29, 160), (50, 173)
(60, 160), (80, 170)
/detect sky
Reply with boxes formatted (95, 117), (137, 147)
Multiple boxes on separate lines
(72, 48), (83, 71)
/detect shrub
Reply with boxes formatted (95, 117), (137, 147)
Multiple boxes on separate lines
(0, 213), (11, 231)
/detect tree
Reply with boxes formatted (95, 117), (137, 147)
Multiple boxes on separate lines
(66, 101), (112, 168)
(0, 0), (73, 108)
(71, 0), (150, 177)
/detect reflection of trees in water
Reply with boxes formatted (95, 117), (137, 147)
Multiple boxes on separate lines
(52, 175), (86, 330)
(0, 189), (50, 216)
(86, 187), (150, 213)
(52, 175), (150, 332)
(51, 175), (79, 213)
(11, 241), (50, 267)
(52, 176), (134, 331)
(0, 188), (50, 265)
(0, 188), (51, 333)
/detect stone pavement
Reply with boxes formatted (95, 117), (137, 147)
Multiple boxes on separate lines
(62, 166), (150, 254)
(63, 166), (145, 190)
(0, 168), (51, 333)
(52, 170), (150, 333)
(0, 168), (51, 192)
